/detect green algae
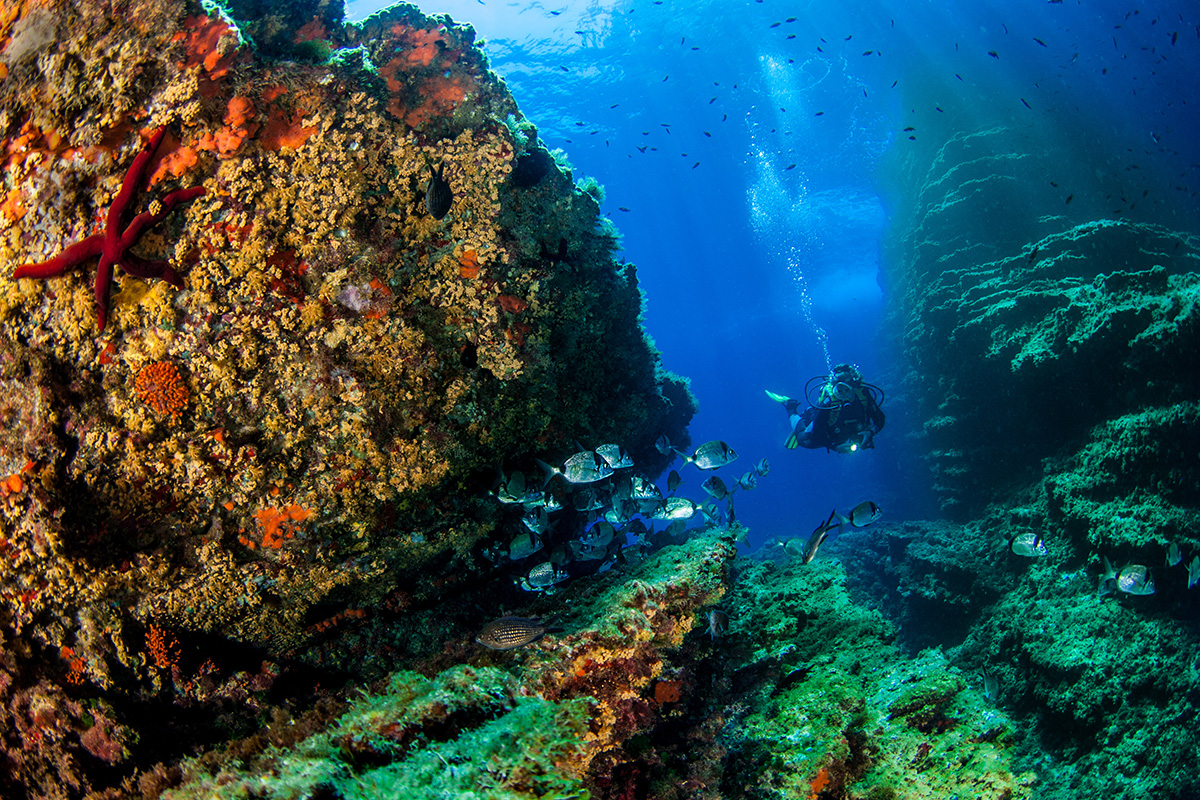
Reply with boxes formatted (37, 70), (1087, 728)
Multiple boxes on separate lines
(716, 556), (1033, 800)
(163, 665), (593, 800)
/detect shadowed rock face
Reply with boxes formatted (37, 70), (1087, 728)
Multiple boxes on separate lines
(881, 126), (1200, 516)
(877, 123), (1200, 799)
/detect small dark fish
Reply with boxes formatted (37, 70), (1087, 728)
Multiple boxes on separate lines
(803, 510), (841, 564)
(903, 126), (915, 131)
(982, 670), (999, 701)
(705, 609), (729, 640)
(862, 50), (874, 56)
(1027, 246), (1040, 263)
(814, 111), (825, 116)
(476, 616), (561, 650)
(559, 65), (569, 71)
(785, 163), (797, 170)
(425, 163), (453, 220)
(692, 161), (700, 169)
(1033, 37), (1048, 47)
(988, 50), (999, 58)
(619, 206), (631, 212)
(667, 469), (682, 493)
(955, 73), (963, 80)
(655, 434), (672, 455)
(1021, 98), (1032, 109)
(770, 21), (781, 28)
(1171, 31), (1178, 46)
(1065, 194), (1074, 204)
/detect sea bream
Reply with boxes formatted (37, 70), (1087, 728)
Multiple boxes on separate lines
(1010, 532), (1047, 557)
(678, 440), (738, 470)
(838, 500), (882, 528)
(803, 509), (843, 564)
(537, 451), (614, 485)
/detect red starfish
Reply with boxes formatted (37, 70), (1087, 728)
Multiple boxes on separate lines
(12, 127), (206, 332)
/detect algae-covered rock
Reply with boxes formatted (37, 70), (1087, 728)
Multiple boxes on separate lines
(878, 119), (1200, 800)
(0, 0), (695, 794)
(715, 556), (1033, 800)
(158, 526), (738, 799)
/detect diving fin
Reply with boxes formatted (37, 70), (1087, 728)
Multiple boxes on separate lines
(765, 389), (792, 404)
(785, 430), (801, 450)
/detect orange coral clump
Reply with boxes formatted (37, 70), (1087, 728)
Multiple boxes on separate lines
(145, 624), (180, 670)
(459, 249), (480, 279)
(1, 187), (24, 222)
(405, 26), (446, 67)
(653, 680), (683, 704)
(294, 16), (326, 43)
(251, 504), (314, 549)
(147, 130), (201, 185)
(224, 96), (256, 128)
(260, 105), (318, 151)
(61, 646), (86, 685)
(177, 14), (238, 80)
(497, 294), (527, 313)
(808, 766), (831, 798)
(134, 362), (188, 419)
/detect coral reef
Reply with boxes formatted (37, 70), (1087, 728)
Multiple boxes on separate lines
(0, 0), (694, 793)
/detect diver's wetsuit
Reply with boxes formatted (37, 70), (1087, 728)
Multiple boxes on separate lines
(795, 388), (885, 451)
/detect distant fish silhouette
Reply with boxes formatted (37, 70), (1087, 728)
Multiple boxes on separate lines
(425, 163), (453, 219)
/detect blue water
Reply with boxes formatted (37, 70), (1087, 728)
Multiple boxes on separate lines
(348, 0), (1200, 544)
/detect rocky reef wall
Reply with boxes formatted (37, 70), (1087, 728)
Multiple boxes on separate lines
(876, 121), (1200, 798)
(0, 0), (695, 794)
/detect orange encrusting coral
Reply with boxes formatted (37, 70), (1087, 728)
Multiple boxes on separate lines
(1, 187), (24, 222)
(497, 294), (527, 313)
(248, 504), (314, 549)
(134, 361), (188, 419)
(177, 14), (239, 81)
(808, 765), (831, 798)
(459, 249), (481, 279)
(147, 131), (200, 186)
(146, 624), (181, 670)
(260, 104), (318, 151)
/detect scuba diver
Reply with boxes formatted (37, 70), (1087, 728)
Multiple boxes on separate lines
(767, 363), (885, 454)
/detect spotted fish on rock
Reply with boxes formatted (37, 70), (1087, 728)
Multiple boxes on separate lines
(425, 162), (453, 219)
(475, 616), (561, 650)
